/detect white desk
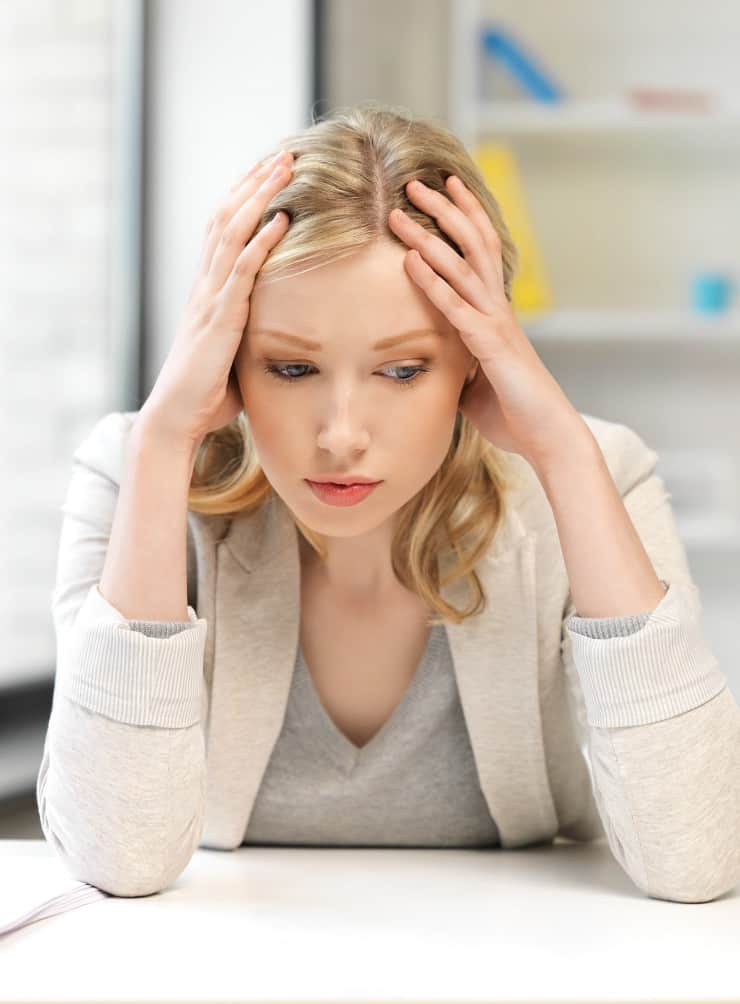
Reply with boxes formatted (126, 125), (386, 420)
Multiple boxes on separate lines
(1, 837), (738, 1003)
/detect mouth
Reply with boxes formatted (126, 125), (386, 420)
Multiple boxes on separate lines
(308, 477), (380, 485)
(305, 479), (382, 507)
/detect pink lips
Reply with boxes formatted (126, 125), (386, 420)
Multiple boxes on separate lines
(306, 480), (381, 507)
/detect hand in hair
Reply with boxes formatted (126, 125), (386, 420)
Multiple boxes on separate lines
(139, 150), (294, 450)
(388, 175), (587, 471)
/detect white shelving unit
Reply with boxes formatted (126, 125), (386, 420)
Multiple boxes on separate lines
(448, 4), (740, 348)
(477, 94), (740, 134)
(448, 1), (740, 678)
(518, 307), (740, 343)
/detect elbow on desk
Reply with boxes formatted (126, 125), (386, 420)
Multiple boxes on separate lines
(35, 682), (209, 897)
(642, 858), (740, 904)
(37, 798), (207, 898)
(35, 739), (207, 898)
(38, 816), (203, 898)
(70, 848), (197, 898)
(645, 874), (740, 905)
(68, 859), (173, 898)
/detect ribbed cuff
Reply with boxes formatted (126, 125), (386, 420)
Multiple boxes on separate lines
(568, 608), (652, 638)
(128, 619), (196, 638)
(56, 584), (208, 728)
(565, 580), (728, 728)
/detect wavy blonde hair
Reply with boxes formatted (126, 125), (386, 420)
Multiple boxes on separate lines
(188, 100), (521, 626)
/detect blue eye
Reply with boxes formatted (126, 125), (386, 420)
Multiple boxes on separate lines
(262, 363), (430, 389)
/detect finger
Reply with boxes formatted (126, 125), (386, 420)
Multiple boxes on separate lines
(216, 210), (289, 325)
(405, 178), (502, 300)
(229, 149), (291, 194)
(197, 161), (275, 277)
(390, 207), (493, 314)
(198, 151), (289, 276)
(198, 157), (285, 279)
(445, 174), (505, 288)
(404, 249), (486, 346)
(207, 159), (292, 289)
(229, 158), (268, 192)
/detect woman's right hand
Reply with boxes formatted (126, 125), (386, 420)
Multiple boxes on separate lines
(138, 148), (294, 451)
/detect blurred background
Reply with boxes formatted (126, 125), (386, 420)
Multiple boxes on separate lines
(2, 0), (739, 838)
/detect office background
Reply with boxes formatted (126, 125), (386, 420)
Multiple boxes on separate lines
(2, 0), (739, 837)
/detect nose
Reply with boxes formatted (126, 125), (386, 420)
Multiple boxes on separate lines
(315, 392), (371, 455)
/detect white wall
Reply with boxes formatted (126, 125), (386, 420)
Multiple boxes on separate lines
(144, 0), (313, 388)
(0, 0), (312, 803)
(0, 0), (115, 695)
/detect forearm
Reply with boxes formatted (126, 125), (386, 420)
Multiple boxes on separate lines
(531, 421), (740, 904)
(99, 413), (200, 622)
(531, 423), (667, 619)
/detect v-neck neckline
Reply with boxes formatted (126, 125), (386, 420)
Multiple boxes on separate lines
(296, 623), (446, 775)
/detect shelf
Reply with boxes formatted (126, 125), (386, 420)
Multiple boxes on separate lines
(476, 95), (740, 135)
(519, 308), (740, 343)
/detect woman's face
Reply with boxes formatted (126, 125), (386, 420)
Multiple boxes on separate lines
(234, 239), (477, 538)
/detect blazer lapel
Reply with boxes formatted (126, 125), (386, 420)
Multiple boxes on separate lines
(194, 494), (300, 848)
(441, 508), (559, 848)
(195, 491), (558, 851)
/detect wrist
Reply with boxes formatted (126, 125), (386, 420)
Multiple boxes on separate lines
(528, 419), (599, 486)
(132, 407), (203, 465)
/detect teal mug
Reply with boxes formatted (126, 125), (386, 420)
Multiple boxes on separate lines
(690, 271), (736, 315)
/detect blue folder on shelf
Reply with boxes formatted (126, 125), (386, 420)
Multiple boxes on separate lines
(481, 25), (564, 102)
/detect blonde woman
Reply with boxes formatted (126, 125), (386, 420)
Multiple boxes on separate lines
(38, 102), (739, 904)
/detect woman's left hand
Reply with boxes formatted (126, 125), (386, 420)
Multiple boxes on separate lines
(388, 175), (588, 470)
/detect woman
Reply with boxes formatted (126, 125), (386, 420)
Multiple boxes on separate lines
(38, 102), (739, 903)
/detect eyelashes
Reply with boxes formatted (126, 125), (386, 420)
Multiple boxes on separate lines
(262, 363), (430, 390)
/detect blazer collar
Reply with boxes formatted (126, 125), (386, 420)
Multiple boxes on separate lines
(194, 489), (558, 850)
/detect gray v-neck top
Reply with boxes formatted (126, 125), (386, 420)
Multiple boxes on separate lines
(126, 597), (652, 851)
(241, 622), (502, 848)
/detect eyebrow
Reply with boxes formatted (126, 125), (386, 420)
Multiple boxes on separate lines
(250, 328), (444, 351)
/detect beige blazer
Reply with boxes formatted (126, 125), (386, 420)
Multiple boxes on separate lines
(40, 410), (740, 903)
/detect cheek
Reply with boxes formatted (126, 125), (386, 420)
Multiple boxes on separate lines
(413, 376), (462, 426)
(400, 385), (460, 466)
(238, 374), (294, 459)
(239, 363), (275, 416)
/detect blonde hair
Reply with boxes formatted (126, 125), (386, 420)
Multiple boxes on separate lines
(188, 101), (521, 626)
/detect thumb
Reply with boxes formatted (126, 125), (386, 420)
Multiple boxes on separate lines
(209, 367), (244, 433)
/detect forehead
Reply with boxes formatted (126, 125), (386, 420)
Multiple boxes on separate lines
(249, 240), (454, 337)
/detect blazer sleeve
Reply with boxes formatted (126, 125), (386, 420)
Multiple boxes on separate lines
(36, 411), (209, 898)
(560, 422), (740, 904)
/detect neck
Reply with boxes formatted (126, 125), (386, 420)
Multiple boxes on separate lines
(298, 533), (403, 606)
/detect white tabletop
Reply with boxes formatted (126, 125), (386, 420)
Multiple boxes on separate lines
(0, 837), (738, 1003)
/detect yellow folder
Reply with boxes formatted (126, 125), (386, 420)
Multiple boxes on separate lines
(472, 141), (553, 316)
